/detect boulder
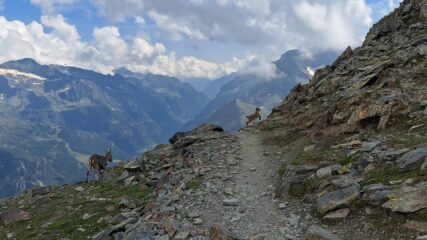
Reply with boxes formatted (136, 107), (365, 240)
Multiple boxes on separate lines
(305, 225), (340, 240)
(382, 185), (427, 213)
(359, 141), (381, 152)
(124, 161), (143, 171)
(169, 124), (223, 144)
(31, 186), (53, 196)
(275, 165), (318, 200)
(331, 176), (358, 188)
(398, 147), (427, 171)
(316, 185), (360, 214)
(316, 166), (332, 178)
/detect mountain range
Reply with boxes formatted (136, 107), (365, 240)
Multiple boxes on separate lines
(184, 50), (339, 131)
(0, 49), (337, 197)
(0, 59), (207, 197)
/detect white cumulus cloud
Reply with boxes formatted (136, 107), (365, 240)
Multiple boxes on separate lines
(30, 0), (78, 13)
(0, 15), (242, 79)
(89, 0), (374, 55)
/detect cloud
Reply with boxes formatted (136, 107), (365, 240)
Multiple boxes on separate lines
(91, 0), (144, 21)
(30, 0), (78, 13)
(0, 15), (242, 79)
(90, 0), (373, 55)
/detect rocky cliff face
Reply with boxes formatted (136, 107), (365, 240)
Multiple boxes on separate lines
(185, 49), (338, 131)
(269, 0), (426, 136)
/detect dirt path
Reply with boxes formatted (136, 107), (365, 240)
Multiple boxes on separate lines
(199, 130), (304, 239)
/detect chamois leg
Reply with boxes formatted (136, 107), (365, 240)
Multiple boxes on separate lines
(95, 168), (102, 182)
(86, 166), (92, 183)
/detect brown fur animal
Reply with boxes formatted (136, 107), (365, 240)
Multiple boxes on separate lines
(86, 148), (113, 183)
(246, 107), (261, 126)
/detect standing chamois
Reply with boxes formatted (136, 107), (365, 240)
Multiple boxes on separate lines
(86, 148), (113, 183)
(245, 107), (262, 126)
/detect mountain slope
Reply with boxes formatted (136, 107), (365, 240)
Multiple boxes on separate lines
(185, 50), (338, 131)
(0, 61), (207, 197)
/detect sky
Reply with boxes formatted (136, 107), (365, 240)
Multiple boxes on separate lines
(0, 0), (402, 79)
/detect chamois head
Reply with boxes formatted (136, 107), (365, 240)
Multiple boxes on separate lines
(105, 147), (113, 162)
(255, 107), (261, 112)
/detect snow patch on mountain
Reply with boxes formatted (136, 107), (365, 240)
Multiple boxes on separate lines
(0, 68), (46, 81)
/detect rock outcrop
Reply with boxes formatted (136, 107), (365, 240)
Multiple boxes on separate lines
(268, 0), (427, 136)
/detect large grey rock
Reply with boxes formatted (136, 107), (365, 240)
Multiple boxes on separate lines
(359, 141), (381, 152)
(363, 189), (395, 206)
(31, 186), (53, 196)
(398, 148), (427, 171)
(382, 185), (427, 213)
(124, 161), (143, 171)
(331, 176), (358, 188)
(316, 185), (360, 214)
(305, 225), (340, 240)
(276, 165), (318, 199)
(316, 166), (332, 178)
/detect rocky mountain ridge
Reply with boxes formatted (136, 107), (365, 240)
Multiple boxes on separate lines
(185, 49), (338, 131)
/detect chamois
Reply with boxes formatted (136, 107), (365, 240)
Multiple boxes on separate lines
(246, 107), (261, 126)
(86, 148), (113, 183)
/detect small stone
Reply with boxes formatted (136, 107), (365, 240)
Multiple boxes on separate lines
(360, 141), (381, 152)
(331, 176), (358, 188)
(124, 176), (136, 186)
(223, 198), (239, 206)
(250, 167), (257, 171)
(75, 186), (85, 192)
(194, 218), (203, 225)
(174, 228), (191, 240)
(117, 170), (130, 182)
(223, 188), (234, 196)
(316, 166), (332, 178)
(82, 213), (93, 221)
(304, 145), (315, 152)
(187, 209), (201, 218)
(389, 180), (403, 185)
(409, 124), (424, 133)
(279, 202), (288, 209)
(323, 208), (350, 220)
(305, 225), (340, 240)
(118, 197), (129, 209)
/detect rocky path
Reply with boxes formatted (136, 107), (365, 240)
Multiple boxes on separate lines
(197, 130), (304, 239)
